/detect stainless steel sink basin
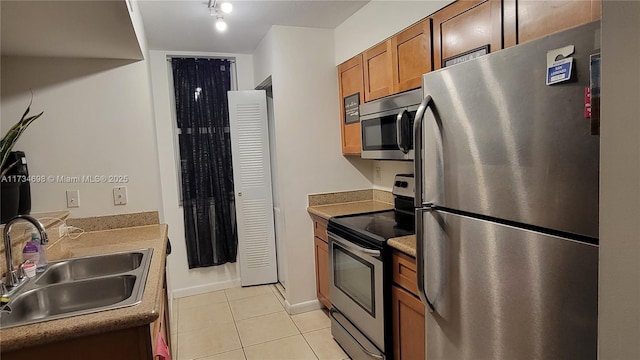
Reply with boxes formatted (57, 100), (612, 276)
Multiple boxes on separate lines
(36, 251), (145, 285)
(0, 248), (153, 329)
(0, 275), (138, 328)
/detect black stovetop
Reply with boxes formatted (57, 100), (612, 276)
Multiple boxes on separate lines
(328, 210), (414, 248)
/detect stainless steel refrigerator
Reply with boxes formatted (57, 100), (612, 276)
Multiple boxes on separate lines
(413, 21), (600, 360)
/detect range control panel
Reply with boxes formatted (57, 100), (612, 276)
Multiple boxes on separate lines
(392, 174), (415, 199)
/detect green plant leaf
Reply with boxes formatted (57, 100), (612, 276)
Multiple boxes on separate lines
(0, 101), (44, 172)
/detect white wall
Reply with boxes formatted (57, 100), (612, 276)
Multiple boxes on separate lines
(253, 26), (373, 310)
(0, 0), (161, 218)
(372, 161), (414, 191)
(0, 58), (161, 217)
(599, 1), (640, 358)
(334, 0), (454, 65)
(148, 50), (255, 297)
(253, 29), (274, 88)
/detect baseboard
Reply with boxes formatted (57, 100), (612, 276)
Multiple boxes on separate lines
(171, 278), (241, 299)
(285, 298), (323, 315)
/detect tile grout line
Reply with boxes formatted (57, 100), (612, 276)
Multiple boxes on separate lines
(227, 290), (247, 352)
(299, 329), (322, 360)
(242, 333), (309, 354)
(175, 286), (296, 359)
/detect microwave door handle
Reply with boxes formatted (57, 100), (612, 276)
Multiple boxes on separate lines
(396, 110), (410, 154)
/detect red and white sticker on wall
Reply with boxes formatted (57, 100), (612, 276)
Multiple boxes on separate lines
(584, 87), (591, 119)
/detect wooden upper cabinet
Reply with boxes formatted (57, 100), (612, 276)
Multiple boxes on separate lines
(337, 55), (365, 155)
(504, 0), (601, 47)
(432, 0), (503, 70)
(391, 18), (433, 93)
(363, 40), (393, 102)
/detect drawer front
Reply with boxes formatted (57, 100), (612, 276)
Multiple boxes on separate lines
(313, 216), (328, 243)
(392, 250), (418, 296)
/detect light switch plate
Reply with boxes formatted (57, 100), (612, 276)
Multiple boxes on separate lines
(113, 186), (127, 205)
(66, 190), (80, 208)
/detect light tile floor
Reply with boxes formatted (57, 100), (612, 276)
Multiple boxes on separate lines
(170, 285), (350, 360)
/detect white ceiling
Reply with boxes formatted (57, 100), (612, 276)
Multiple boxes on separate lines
(138, 0), (369, 54)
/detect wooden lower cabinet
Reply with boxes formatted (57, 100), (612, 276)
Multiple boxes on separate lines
(150, 272), (172, 359)
(311, 215), (331, 309)
(392, 285), (426, 360)
(4, 326), (153, 360)
(391, 250), (425, 360)
(314, 236), (331, 309)
(4, 272), (171, 360)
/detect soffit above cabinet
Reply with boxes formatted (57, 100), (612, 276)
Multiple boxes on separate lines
(1, 0), (143, 60)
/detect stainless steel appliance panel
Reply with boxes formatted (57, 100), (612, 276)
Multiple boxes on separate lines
(419, 22), (600, 238)
(329, 233), (385, 351)
(420, 208), (598, 360)
(360, 88), (422, 160)
(330, 309), (385, 360)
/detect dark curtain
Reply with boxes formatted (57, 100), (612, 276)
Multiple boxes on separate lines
(171, 58), (237, 268)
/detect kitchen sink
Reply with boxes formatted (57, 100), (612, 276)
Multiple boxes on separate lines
(36, 251), (145, 285)
(0, 248), (153, 329)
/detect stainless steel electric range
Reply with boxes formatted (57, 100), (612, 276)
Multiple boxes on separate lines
(328, 174), (414, 360)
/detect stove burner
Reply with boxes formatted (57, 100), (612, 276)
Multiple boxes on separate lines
(329, 210), (414, 247)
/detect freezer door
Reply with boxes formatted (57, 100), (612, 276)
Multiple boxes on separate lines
(418, 21), (600, 238)
(421, 209), (598, 360)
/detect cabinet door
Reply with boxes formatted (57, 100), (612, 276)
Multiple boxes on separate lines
(314, 236), (331, 309)
(391, 18), (433, 93)
(363, 40), (393, 102)
(432, 0), (503, 70)
(338, 55), (364, 155)
(392, 250), (419, 296)
(392, 285), (426, 360)
(503, 0), (601, 47)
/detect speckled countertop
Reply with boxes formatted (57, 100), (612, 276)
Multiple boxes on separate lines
(307, 200), (394, 219)
(0, 224), (168, 352)
(388, 235), (417, 257)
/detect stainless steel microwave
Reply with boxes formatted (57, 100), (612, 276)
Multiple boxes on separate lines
(359, 88), (422, 160)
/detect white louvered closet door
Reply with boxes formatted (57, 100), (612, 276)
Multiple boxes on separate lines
(228, 90), (277, 286)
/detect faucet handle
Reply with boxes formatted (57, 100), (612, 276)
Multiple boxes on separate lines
(17, 262), (27, 280)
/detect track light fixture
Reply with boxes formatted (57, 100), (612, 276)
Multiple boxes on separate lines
(209, 0), (232, 32)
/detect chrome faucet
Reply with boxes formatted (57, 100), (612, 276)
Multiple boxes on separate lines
(3, 215), (49, 290)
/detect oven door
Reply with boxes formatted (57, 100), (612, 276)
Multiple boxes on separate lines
(360, 108), (414, 161)
(328, 232), (385, 352)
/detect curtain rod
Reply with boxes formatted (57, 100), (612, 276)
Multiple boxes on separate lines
(167, 56), (235, 63)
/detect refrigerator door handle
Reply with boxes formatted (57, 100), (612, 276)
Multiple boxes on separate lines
(413, 95), (433, 207)
(416, 206), (436, 313)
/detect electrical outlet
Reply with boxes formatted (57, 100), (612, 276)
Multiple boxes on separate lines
(375, 166), (381, 181)
(113, 186), (128, 205)
(58, 225), (68, 238)
(66, 190), (80, 208)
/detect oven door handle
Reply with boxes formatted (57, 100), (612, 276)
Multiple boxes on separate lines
(329, 308), (385, 360)
(331, 234), (381, 257)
